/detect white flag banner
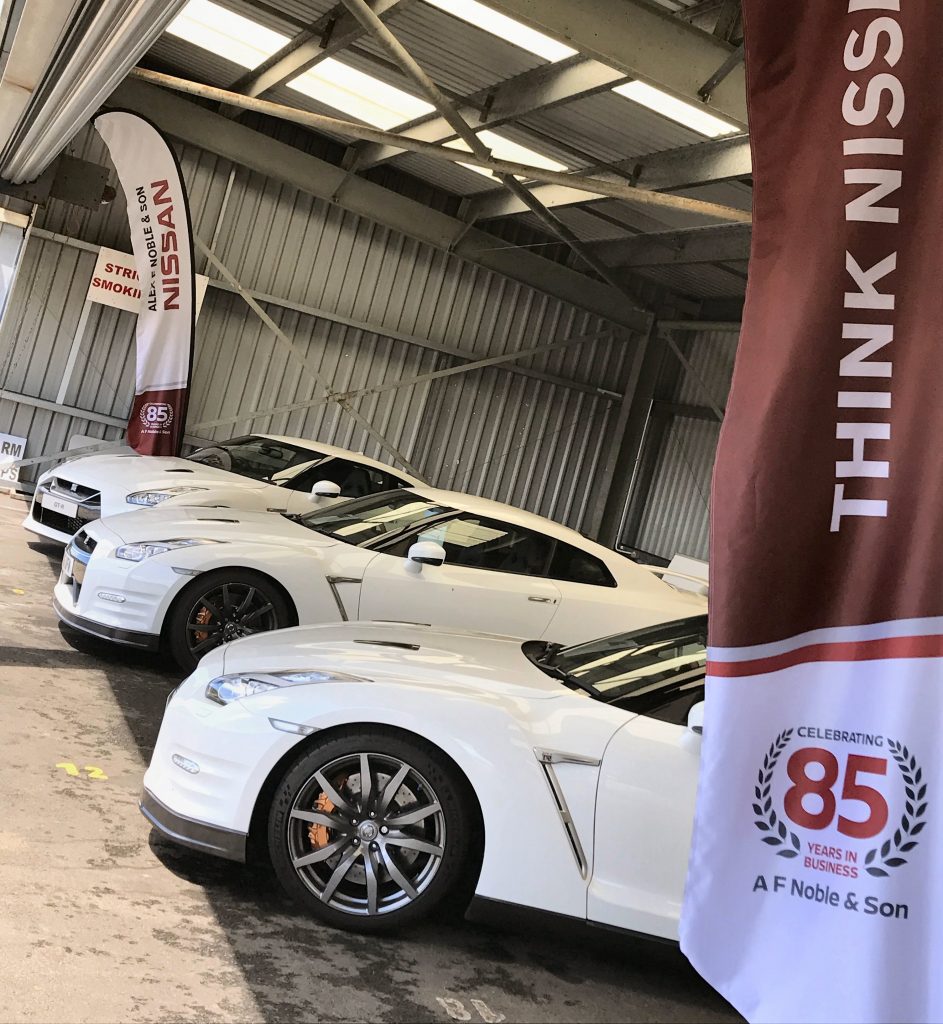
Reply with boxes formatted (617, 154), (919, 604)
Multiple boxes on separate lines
(681, 3), (943, 1022)
(94, 111), (195, 456)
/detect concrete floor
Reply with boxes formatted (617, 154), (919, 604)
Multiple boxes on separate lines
(0, 493), (739, 1024)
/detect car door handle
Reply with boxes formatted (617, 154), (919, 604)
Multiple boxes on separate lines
(528, 596), (554, 603)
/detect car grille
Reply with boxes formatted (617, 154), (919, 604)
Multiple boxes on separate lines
(52, 477), (100, 503)
(32, 503), (87, 536)
(73, 530), (97, 556)
(32, 476), (102, 536)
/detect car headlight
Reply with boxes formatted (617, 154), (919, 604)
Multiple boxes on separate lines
(126, 486), (209, 506)
(206, 670), (369, 705)
(115, 538), (221, 562)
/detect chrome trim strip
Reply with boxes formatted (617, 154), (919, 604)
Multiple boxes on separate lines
(536, 759), (590, 879)
(534, 748), (601, 767)
(325, 576), (361, 621)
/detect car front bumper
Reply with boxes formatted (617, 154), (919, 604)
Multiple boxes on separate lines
(140, 787), (247, 861)
(24, 479), (103, 544)
(141, 665), (302, 853)
(52, 528), (184, 646)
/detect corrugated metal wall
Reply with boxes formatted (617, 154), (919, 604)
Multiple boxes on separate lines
(0, 125), (642, 530)
(628, 328), (739, 560)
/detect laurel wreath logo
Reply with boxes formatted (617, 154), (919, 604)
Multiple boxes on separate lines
(863, 738), (927, 877)
(753, 728), (801, 858)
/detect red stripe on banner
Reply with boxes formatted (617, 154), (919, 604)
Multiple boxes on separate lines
(708, 633), (943, 677)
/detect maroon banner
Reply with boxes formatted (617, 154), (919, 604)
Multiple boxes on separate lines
(95, 111), (195, 456)
(713, 0), (943, 647)
(681, 3), (943, 1021)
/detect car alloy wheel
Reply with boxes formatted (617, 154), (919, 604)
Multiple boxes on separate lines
(269, 730), (475, 932)
(167, 568), (293, 671)
(286, 751), (446, 917)
(186, 581), (279, 658)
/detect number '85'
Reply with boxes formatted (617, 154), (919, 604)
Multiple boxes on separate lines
(784, 747), (889, 839)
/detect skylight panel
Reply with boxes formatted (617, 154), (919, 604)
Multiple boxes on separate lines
(444, 130), (568, 180)
(613, 81), (739, 138)
(422, 0), (577, 62)
(288, 58), (436, 130)
(165, 0), (289, 69)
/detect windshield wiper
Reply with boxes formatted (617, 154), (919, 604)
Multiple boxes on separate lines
(535, 648), (599, 699)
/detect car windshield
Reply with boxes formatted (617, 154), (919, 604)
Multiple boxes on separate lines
(538, 616), (708, 706)
(186, 436), (325, 481)
(297, 490), (454, 545)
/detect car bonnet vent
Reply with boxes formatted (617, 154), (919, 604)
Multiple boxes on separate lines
(354, 640), (421, 651)
(164, 468), (194, 473)
(194, 516), (240, 523)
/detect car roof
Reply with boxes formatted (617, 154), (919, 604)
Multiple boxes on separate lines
(253, 434), (420, 484)
(405, 482), (630, 568)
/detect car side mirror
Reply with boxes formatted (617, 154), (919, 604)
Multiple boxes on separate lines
(310, 480), (342, 499)
(687, 700), (705, 735)
(404, 540), (446, 574)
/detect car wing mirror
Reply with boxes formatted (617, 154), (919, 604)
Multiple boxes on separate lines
(310, 480), (342, 500)
(405, 540), (446, 574)
(687, 700), (705, 735)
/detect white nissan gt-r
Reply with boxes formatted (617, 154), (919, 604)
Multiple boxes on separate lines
(53, 486), (705, 669)
(25, 433), (418, 544)
(141, 615), (707, 937)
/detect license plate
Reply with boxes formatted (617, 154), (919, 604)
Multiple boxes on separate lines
(42, 492), (78, 518)
(62, 552), (74, 579)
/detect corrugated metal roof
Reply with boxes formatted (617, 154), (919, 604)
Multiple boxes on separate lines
(142, 0), (753, 301)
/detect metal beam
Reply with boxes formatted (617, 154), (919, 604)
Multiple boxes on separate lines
(225, 0), (404, 106)
(31, 227), (610, 398)
(131, 68), (750, 224)
(190, 327), (616, 433)
(336, 0), (648, 328)
(590, 222), (751, 267)
(108, 78), (653, 333)
(354, 55), (627, 169)
(196, 236), (425, 478)
(468, 135), (752, 221)
(488, 0), (747, 126)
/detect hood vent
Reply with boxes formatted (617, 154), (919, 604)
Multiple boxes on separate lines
(354, 640), (421, 651)
(164, 468), (194, 473)
(194, 516), (240, 523)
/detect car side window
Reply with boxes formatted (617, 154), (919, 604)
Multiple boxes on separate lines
(289, 459), (398, 497)
(548, 541), (616, 587)
(383, 514), (554, 577)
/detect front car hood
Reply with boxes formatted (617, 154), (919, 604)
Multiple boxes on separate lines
(88, 504), (336, 547)
(45, 453), (267, 495)
(220, 621), (568, 700)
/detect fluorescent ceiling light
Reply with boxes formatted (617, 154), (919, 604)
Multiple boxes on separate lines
(613, 81), (738, 138)
(445, 130), (568, 180)
(288, 58), (435, 130)
(166, 0), (289, 69)
(423, 0), (577, 62)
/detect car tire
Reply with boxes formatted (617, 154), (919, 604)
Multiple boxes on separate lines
(268, 728), (474, 933)
(166, 567), (293, 672)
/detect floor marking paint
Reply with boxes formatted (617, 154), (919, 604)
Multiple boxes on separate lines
(436, 997), (505, 1023)
(56, 762), (108, 780)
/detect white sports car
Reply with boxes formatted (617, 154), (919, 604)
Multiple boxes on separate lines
(141, 615), (707, 936)
(53, 486), (704, 669)
(25, 433), (417, 544)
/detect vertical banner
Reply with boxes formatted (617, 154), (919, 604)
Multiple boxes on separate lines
(681, 3), (943, 1022)
(93, 111), (195, 456)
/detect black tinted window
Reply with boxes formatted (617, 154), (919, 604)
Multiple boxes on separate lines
(289, 458), (406, 497)
(383, 514), (553, 577)
(552, 620), (707, 726)
(299, 491), (452, 546)
(548, 542), (616, 587)
(187, 436), (324, 481)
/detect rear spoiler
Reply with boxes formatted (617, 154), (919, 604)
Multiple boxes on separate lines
(642, 555), (709, 597)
